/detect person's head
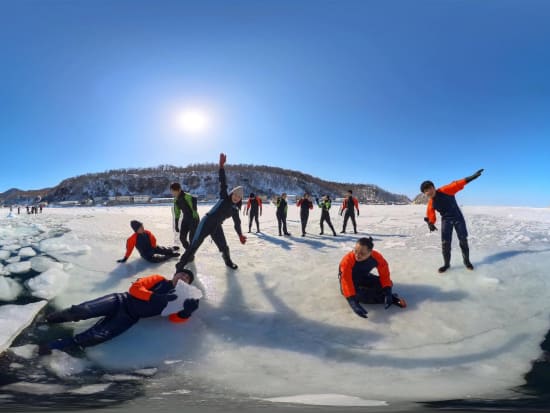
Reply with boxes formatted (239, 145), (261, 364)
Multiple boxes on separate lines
(170, 182), (182, 197)
(420, 180), (436, 198)
(231, 186), (244, 203)
(347, 190), (353, 196)
(304, 193), (310, 199)
(353, 237), (374, 262)
(130, 220), (144, 233)
(249, 192), (255, 199)
(323, 194), (329, 201)
(282, 192), (287, 199)
(173, 269), (194, 285)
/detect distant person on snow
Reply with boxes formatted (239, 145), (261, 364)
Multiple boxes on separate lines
(339, 237), (406, 319)
(117, 220), (180, 264)
(420, 168), (484, 273)
(274, 193), (291, 236)
(170, 182), (200, 251)
(339, 190), (359, 234)
(175, 153), (246, 272)
(38, 270), (198, 355)
(245, 192), (263, 233)
(297, 193), (314, 237)
(316, 195), (337, 236)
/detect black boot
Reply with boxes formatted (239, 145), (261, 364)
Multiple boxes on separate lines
(460, 239), (474, 270)
(222, 249), (238, 270)
(438, 241), (451, 273)
(45, 308), (79, 324)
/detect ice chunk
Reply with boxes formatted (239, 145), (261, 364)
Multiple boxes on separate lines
(0, 382), (68, 394)
(39, 237), (91, 256)
(134, 368), (158, 376)
(0, 250), (11, 260)
(5, 261), (31, 274)
(2, 244), (21, 252)
(9, 362), (24, 369)
(18, 247), (37, 258)
(0, 301), (47, 353)
(9, 344), (38, 359)
(6, 255), (21, 264)
(30, 255), (63, 273)
(101, 374), (143, 381)
(161, 280), (203, 317)
(264, 394), (388, 407)
(68, 383), (111, 395)
(0, 277), (23, 301)
(26, 268), (70, 299)
(43, 350), (90, 379)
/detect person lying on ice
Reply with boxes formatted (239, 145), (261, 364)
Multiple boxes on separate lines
(38, 270), (198, 355)
(339, 237), (406, 318)
(420, 168), (484, 273)
(117, 220), (180, 263)
(175, 153), (246, 271)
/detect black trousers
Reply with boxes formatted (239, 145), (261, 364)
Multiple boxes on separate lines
(248, 211), (260, 232)
(49, 293), (139, 348)
(342, 211), (357, 232)
(141, 246), (176, 263)
(320, 211), (336, 234)
(176, 215), (230, 271)
(180, 218), (199, 249)
(300, 211), (309, 235)
(354, 273), (385, 304)
(277, 213), (288, 235)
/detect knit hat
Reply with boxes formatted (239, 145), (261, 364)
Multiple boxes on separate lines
(249, 192), (255, 198)
(130, 220), (143, 232)
(230, 186), (244, 199)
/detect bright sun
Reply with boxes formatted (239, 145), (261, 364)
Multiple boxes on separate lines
(176, 109), (209, 134)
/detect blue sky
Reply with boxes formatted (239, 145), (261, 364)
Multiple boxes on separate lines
(1, 0), (549, 206)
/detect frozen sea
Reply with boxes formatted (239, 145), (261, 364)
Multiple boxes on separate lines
(0, 203), (549, 412)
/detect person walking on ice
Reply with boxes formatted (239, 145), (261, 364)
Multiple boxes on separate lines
(170, 182), (200, 251)
(297, 193), (313, 237)
(175, 153), (247, 271)
(316, 195), (337, 236)
(38, 270), (198, 354)
(340, 190), (360, 234)
(420, 168), (484, 273)
(117, 220), (180, 263)
(274, 193), (291, 236)
(245, 192), (263, 233)
(339, 237), (406, 319)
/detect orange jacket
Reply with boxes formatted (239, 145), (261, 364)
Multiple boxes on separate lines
(338, 250), (392, 298)
(124, 230), (157, 259)
(128, 274), (191, 324)
(426, 178), (466, 224)
(341, 197), (359, 213)
(246, 197), (263, 214)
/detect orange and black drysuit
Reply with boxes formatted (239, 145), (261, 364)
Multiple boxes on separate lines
(425, 178), (471, 268)
(41, 275), (198, 352)
(339, 250), (392, 304)
(176, 167), (243, 271)
(297, 197), (314, 236)
(123, 230), (178, 263)
(340, 196), (359, 233)
(245, 195), (263, 233)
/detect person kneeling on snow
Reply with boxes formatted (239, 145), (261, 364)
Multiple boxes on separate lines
(38, 270), (198, 355)
(117, 220), (180, 263)
(339, 237), (406, 318)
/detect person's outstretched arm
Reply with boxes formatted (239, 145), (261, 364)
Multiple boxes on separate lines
(219, 153), (229, 199)
(465, 168), (484, 183)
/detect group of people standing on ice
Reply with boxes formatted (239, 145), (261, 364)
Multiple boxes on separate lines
(38, 151), (484, 353)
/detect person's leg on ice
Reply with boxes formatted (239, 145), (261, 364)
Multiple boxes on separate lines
(456, 218), (473, 270)
(211, 225), (237, 269)
(439, 219), (453, 273)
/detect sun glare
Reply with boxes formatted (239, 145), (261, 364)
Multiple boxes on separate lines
(176, 109), (209, 134)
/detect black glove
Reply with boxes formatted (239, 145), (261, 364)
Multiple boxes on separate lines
(383, 287), (393, 309)
(174, 219), (179, 232)
(178, 298), (199, 318)
(117, 257), (127, 263)
(424, 217), (437, 232)
(347, 296), (368, 318)
(465, 168), (484, 183)
(357, 210), (359, 216)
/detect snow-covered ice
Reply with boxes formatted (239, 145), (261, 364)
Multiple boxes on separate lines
(0, 204), (549, 405)
(0, 277), (23, 301)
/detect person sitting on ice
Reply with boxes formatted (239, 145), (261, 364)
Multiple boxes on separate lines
(175, 152), (246, 271)
(38, 270), (198, 355)
(339, 237), (406, 318)
(117, 220), (180, 264)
